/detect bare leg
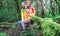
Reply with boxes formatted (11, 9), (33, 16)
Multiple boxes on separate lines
(22, 19), (30, 30)
(22, 21), (26, 30)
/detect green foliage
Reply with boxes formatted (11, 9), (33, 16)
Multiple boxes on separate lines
(20, 30), (37, 36)
(31, 16), (60, 36)
(0, 32), (8, 36)
(55, 14), (60, 20)
(11, 23), (17, 29)
(53, 14), (60, 23)
(49, 14), (60, 23)
(0, 0), (19, 22)
(0, 22), (8, 25)
(42, 19), (56, 36)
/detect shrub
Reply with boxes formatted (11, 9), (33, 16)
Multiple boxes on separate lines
(0, 0), (19, 22)
(31, 16), (60, 36)
(0, 32), (8, 36)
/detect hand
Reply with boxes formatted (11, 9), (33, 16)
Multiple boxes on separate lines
(28, 14), (32, 16)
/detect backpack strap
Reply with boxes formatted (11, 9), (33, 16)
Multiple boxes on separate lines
(32, 7), (34, 13)
(30, 5), (35, 13)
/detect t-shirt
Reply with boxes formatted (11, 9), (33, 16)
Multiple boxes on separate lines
(21, 8), (26, 21)
(21, 5), (36, 21)
(25, 5), (36, 19)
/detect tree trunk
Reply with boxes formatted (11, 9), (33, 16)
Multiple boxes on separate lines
(39, 0), (45, 18)
(50, 0), (55, 16)
(14, 0), (21, 20)
(14, 0), (20, 12)
(0, 0), (3, 8)
(54, 0), (60, 14)
(58, 5), (60, 14)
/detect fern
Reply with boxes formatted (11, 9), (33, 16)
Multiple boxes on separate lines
(31, 16), (60, 36)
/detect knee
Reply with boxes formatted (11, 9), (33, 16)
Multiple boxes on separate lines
(17, 21), (22, 25)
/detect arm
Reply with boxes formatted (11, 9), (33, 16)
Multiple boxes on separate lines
(30, 6), (36, 16)
(21, 10), (24, 21)
(32, 7), (36, 16)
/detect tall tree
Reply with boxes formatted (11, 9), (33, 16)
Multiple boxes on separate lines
(39, 0), (45, 18)
(54, 0), (60, 14)
(14, 0), (21, 20)
(0, 0), (3, 8)
(50, 0), (55, 16)
(14, 0), (20, 12)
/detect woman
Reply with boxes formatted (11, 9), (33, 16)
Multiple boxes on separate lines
(18, 0), (36, 30)
(22, 0), (36, 30)
(18, 2), (26, 30)
(25, 0), (36, 19)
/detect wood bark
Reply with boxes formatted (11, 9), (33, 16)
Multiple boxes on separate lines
(14, 0), (20, 12)
(50, 0), (55, 16)
(39, 0), (45, 18)
(54, 0), (60, 14)
(0, 0), (3, 8)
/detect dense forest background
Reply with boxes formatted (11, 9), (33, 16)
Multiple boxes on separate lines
(0, 0), (60, 22)
(0, 0), (60, 36)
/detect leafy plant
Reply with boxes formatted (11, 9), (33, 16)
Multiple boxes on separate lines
(20, 30), (37, 36)
(0, 0), (19, 22)
(0, 32), (9, 36)
(31, 16), (60, 36)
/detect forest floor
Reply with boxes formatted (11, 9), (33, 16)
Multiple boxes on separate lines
(0, 26), (42, 36)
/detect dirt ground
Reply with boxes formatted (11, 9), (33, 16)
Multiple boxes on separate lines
(0, 27), (42, 36)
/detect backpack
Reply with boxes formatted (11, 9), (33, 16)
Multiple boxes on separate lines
(26, 5), (34, 13)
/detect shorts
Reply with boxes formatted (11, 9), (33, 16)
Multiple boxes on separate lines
(17, 19), (30, 29)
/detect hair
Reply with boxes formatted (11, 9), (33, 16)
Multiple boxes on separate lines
(26, 0), (30, 1)
(21, 2), (25, 9)
(21, 1), (25, 5)
(26, 0), (32, 6)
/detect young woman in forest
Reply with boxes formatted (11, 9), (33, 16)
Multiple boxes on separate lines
(18, 2), (26, 30)
(25, 0), (36, 19)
